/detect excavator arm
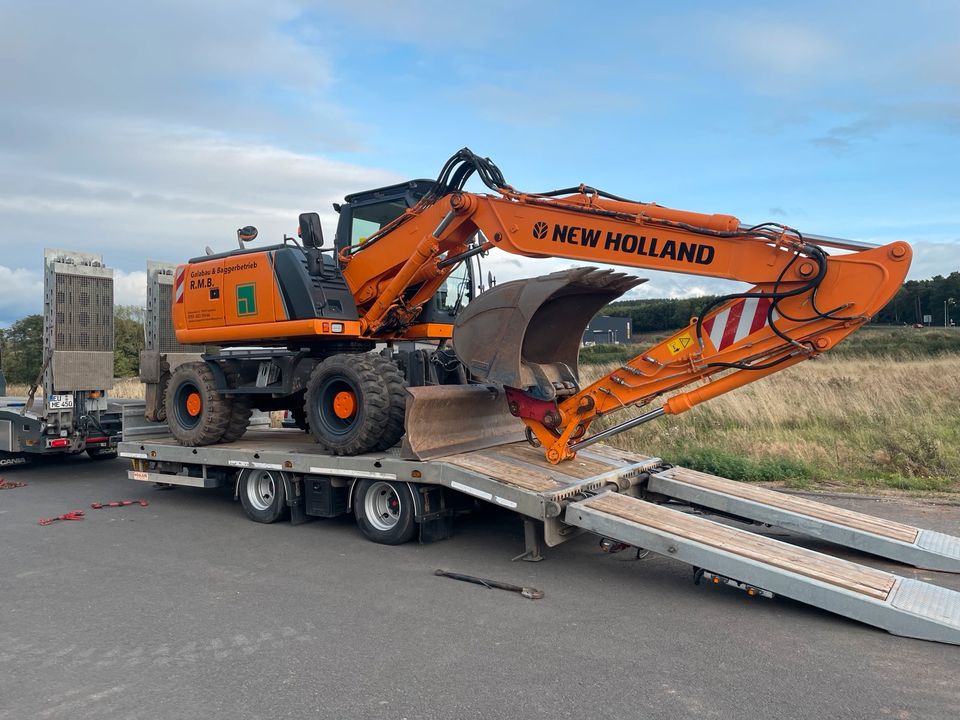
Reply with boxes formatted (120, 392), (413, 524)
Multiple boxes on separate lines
(339, 150), (911, 464)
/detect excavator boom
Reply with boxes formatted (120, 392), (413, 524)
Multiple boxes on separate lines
(339, 150), (911, 463)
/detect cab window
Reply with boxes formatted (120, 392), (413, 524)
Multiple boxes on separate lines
(436, 261), (472, 314)
(351, 200), (407, 245)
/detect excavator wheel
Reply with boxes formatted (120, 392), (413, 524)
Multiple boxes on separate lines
(304, 353), (406, 455)
(288, 403), (310, 432)
(154, 358), (171, 423)
(165, 361), (232, 446)
(219, 367), (252, 443)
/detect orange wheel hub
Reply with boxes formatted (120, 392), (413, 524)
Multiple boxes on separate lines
(185, 392), (203, 417)
(332, 390), (357, 420)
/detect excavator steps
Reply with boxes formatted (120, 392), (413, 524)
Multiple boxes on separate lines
(647, 466), (960, 572)
(566, 492), (960, 644)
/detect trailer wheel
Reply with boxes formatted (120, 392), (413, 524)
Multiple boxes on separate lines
(86, 447), (118, 460)
(353, 479), (417, 545)
(304, 354), (406, 455)
(238, 469), (288, 523)
(165, 362), (232, 446)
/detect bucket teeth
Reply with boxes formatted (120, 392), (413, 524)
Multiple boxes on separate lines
(452, 267), (646, 391)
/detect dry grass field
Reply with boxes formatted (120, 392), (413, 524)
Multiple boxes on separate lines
(584, 355), (960, 494)
(5, 377), (146, 400)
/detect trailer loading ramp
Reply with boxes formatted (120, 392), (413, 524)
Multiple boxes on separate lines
(647, 466), (960, 573)
(567, 492), (960, 644)
(121, 431), (960, 644)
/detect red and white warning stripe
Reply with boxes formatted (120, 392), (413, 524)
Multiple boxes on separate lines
(702, 297), (776, 351)
(174, 267), (185, 304)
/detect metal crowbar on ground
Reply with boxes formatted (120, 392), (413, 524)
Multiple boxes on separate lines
(434, 569), (544, 600)
(89, 499), (149, 509)
(38, 510), (85, 526)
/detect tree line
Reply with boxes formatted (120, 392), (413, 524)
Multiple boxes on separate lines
(0, 306), (145, 385)
(873, 272), (960, 326)
(605, 272), (960, 336)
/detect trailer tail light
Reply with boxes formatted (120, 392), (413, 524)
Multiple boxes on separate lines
(48, 438), (71, 448)
(86, 436), (108, 444)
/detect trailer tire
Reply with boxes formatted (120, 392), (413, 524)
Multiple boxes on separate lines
(86, 447), (118, 460)
(165, 362), (232, 446)
(353, 479), (417, 545)
(304, 353), (406, 455)
(238, 469), (288, 523)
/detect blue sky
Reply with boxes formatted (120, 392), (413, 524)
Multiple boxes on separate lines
(0, 0), (958, 324)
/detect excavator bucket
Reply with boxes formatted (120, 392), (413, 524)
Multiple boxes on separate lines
(453, 267), (646, 391)
(401, 268), (645, 460)
(401, 384), (525, 460)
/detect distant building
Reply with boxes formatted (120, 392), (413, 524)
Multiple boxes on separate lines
(582, 315), (631, 345)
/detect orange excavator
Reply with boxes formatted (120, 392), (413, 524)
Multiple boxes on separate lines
(168, 149), (910, 464)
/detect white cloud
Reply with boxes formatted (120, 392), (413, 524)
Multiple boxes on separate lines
(0, 266), (44, 326)
(0, 0), (395, 277)
(114, 270), (147, 308)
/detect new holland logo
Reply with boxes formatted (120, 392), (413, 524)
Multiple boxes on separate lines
(532, 221), (549, 239)
(236, 283), (257, 316)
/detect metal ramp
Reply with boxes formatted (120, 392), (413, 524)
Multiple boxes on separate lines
(566, 492), (960, 644)
(648, 466), (960, 573)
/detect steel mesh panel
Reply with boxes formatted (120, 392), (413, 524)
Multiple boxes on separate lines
(158, 283), (200, 352)
(54, 273), (114, 351)
(52, 350), (115, 390)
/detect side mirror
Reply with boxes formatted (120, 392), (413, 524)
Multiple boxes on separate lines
(299, 212), (324, 248)
(237, 226), (258, 250)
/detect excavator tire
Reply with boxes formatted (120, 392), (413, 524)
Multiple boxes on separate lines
(287, 394), (310, 432)
(219, 367), (251, 443)
(304, 353), (406, 455)
(155, 358), (171, 423)
(165, 361), (232, 446)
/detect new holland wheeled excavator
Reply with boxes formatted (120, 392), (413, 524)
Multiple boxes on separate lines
(164, 149), (911, 465)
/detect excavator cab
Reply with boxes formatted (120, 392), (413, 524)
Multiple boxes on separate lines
(334, 179), (475, 326)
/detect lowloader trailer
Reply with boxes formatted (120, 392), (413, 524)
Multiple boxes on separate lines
(1, 249), (125, 466)
(120, 428), (960, 645)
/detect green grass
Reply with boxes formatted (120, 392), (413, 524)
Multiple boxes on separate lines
(664, 447), (817, 489)
(583, 352), (960, 495)
(828, 326), (960, 359)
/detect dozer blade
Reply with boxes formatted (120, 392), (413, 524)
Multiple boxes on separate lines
(453, 267), (646, 390)
(401, 384), (526, 460)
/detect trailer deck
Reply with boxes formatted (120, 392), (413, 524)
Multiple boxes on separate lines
(120, 429), (960, 644)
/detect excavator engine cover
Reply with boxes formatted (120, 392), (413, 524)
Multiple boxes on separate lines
(453, 267), (646, 399)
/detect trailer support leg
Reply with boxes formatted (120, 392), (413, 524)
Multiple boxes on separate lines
(513, 519), (545, 562)
(288, 477), (309, 526)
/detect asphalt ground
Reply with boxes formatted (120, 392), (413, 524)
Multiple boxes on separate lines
(1, 456), (958, 720)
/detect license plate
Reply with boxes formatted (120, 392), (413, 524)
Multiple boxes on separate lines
(48, 394), (74, 409)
